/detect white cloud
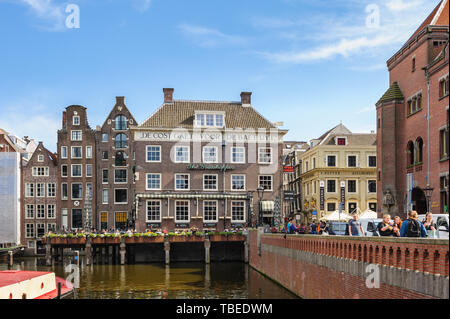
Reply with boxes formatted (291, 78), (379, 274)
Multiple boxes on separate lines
(386, 0), (423, 11)
(133, 0), (151, 13)
(179, 24), (247, 48)
(19, 0), (66, 31)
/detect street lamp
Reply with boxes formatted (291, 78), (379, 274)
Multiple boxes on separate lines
(257, 186), (265, 227)
(424, 184), (434, 213)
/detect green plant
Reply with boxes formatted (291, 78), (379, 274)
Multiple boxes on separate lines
(207, 231), (214, 236)
(185, 232), (192, 236)
(194, 231), (204, 237)
(76, 233), (85, 238)
(67, 233), (75, 238)
(168, 232), (177, 236)
(88, 233), (96, 238)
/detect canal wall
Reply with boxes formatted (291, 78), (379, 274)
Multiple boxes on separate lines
(248, 230), (449, 299)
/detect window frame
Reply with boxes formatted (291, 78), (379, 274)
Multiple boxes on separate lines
(146, 145), (161, 163)
(231, 174), (246, 191)
(175, 200), (190, 223)
(202, 146), (218, 163)
(203, 200), (218, 223)
(231, 147), (245, 164)
(146, 173), (162, 190)
(146, 200), (162, 223)
(203, 174), (218, 191)
(175, 173), (190, 191)
(231, 200), (246, 223)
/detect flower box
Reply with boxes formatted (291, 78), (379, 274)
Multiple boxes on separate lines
(209, 234), (226, 242)
(227, 234), (245, 241)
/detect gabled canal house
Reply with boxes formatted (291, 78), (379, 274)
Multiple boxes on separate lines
(131, 89), (287, 232)
(95, 97), (137, 231)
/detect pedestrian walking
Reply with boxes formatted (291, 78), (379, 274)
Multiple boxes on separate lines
(377, 214), (395, 236)
(400, 210), (427, 237)
(310, 221), (317, 235)
(393, 216), (402, 237)
(348, 212), (365, 236)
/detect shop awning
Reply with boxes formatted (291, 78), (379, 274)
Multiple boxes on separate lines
(260, 201), (274, 212)
(136, 193), (249, 200)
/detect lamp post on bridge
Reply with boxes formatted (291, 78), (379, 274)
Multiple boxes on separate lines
(257, 186), (265, 227)
(424, 184), (434, 213)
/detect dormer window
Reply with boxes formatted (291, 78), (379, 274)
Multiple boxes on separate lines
(336, 137), (347, 146)
(195, 112), (225, 128)
(73, 116), (80, 125)
(37, 154), (44, 162)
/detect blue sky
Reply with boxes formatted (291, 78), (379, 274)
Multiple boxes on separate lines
(0, 0), (440, 151)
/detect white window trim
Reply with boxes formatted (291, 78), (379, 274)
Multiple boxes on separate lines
(86, 146), (93, 159)
(73, 115), (80, 126)
(71, 146), (82, 159)
(326, 155), (337, 167)
(25, 223), (35, 239)
(71, 164), (83, 178)
(114, 188), (128, 205)
(367, 155), (377, 168)
(36, 204), (45, 219)
(61, 164), (68, 178)
(174, 173), (190, 191)
(203, 200), (219, 223)
(258, 175), (273, 192)
(231, 200), (246, 223)
(174, 146), (190, 163)
(194, 111), (226, 128)
(36, 183), (45, 198)
(146, 145), (162, 163)
(37, 154), (44, 162)
(368, 180), (377, 193)
(146, 173), (162, 190)
(326, 179), (338, 194)
(47, 183), (56, 197)
(202, 146), (219, 163)
(146, 200), (162, 223)
(335, 136), (348, 146)
(47, 204), (56, 219)
(347, 154), (359, 168)
(231, 174), (246, 191)
(102, 189), (108, 204)
(346, 179), (358, 194)
(25, 183), (34, 197)
(99, 212), (108, 228)
(25, 204), (34, 219)
(102, 133), (109, 143)
(61, 146), (68, 159)
(114, 168), (128, 184)
(102, 169), (109, 184)
(231, 147), (246, 164)
(71, 130), (82, 141)
(258, 147), (273, 164)
(71, 183), (83, 200)
(86, 164), (93, 178)
(174, 200), (190, 223)
(203, 174), (218, 191)
(61, 183), (68, 200)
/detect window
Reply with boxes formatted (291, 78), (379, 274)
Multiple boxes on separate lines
(440, 128), (448, 160)
(369, 203), (377, 211)
(407, 141), (415, 166)
(259, 175), (273, 191)
(102, 169), (108, 183)
(231, 201), (245, 222)
(115, 133), (128, 149)
(327, 180), (336, 193)
(37, 205), (45, 219)
(203, 174), (218, 191)
(71, 183), (83, 199)
(115, 189), (127, 204)
(146, 174), (161, 190)
(26, 224), (35, 238)
(337, 138), (346, 145)
(36, 224), (44, 237)
(73, 116), (80, 125)
(174, 146), (189, 163)
(327, 155), (336, 167)
(416, 137), (423, 163)
(348, 180), (357, 193)
(86, 146), (92, 158)
(86, 164), (92, 177)
(71, 146), (82, 159)
(26, 205), (34, 219)
(327, 203), (336, 212)
(231, 175), (246, 190)
(258, 148), (272, 164)
(71, 164), (82, 177)
(115, 169), (127, 183)
(439, 77), (449, 98)
(102, 189), (108, 204)
(412, 56), (416, 71)
(72, 209), (83, 229)
(203, 146), (218, 163)
(36, 183), (45, 197)
(25, 183), (34, 197)
(61, 209), (68, 229)
(100, 212), (108, 230)
(231, 147), (245, 163)
(196, 114), (205, 126)
(368, 180), (376, 193)
(206, 114), (214, 126)
(61, 164), (68, 177)
(32, 167), (49, 176)
(47, 183), (56, 197)
(47, 205), (56, 219)
(61, 146), (68, 159)
(175, 174), (189, 190)
(37, 154), (44, 162)
(115, 115), (127, 130)
(203, 201), (218, 222)
(102, 133), (108, 142)
(61, 183), (68, 200)
(47, 224), (56, 232)
(102, 151), (108, 160)
(146, 200), (161, 222)
(115, 151), (127, 166)
(347, 156), (357, 167)
(368, 156), (377, 167)
(195, 112), (225, 127)
(215, 114), (224, 127)
(146, 146), (161, 162)
(71, 130), (82, 141)
(305, 161), (309, 172)
(175, 200), (190, 222)
(313, 158), (316, 169)
(440, 176), (448, 214)
(407, 93), (422, 115)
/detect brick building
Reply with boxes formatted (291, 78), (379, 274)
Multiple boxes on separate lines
(376, 0), (449, 217)
(95, 97), (137, 231)
(131, 89), (287, 232)
(21, 142), (58, 254)
(57, 106), (97, 230)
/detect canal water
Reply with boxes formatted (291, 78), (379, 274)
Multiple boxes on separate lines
(0, 257), (298, 299)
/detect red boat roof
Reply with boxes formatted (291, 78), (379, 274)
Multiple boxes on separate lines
(0, 270), (53, 287)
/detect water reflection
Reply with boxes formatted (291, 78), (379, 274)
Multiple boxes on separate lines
(0, 257), (298, 299)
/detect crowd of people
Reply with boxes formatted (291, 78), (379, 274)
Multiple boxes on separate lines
(285, 210), (438, 238)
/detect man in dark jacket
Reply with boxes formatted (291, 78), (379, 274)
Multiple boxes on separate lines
(400, 210), (427, 237)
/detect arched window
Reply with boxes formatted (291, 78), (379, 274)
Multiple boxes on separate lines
(115, 133), (128, 149)
(115, 151), (127, 166)
(407, 141), (414, 166)
(115, 115), (127, 130)
(416, 137), (423, 163)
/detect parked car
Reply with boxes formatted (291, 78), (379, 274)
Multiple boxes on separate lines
(327, 221), (348, 236)
(418, 214), (449, 239)
(360, 218), (383, 236)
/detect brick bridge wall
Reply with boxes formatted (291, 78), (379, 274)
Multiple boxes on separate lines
(248, 230), (449, 299)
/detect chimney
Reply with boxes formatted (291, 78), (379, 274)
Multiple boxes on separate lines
(62, 111), (67, 128)
(163, 88), (174, 103)
(116, 96), (125, 105)
(240, 92), (252, 106)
